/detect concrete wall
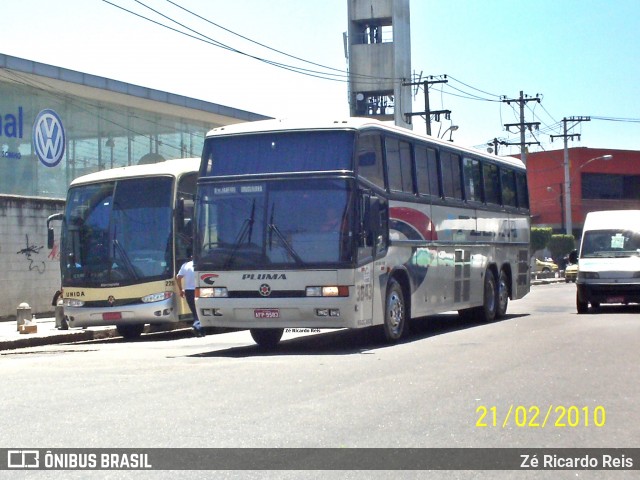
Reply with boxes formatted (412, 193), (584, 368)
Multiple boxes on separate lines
(347, 0), (411, 128)
(0, 195), (64, 319)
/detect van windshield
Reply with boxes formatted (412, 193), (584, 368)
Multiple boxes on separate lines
(581, 230), (640, 258)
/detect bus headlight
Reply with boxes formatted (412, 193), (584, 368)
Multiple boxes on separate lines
(142, 292), (173, 303)
(306, 286), (349, 297)
(64, 298), (85, 307)
(198, 287), (228, 298)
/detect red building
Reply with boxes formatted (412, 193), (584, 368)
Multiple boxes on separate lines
(525, 147), (640, 236)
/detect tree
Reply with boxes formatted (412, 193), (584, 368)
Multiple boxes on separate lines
(548, 234), (576, 265)
(531, 227), (553, 254)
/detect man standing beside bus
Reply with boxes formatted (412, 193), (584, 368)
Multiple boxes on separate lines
(176, 255), (205, 337)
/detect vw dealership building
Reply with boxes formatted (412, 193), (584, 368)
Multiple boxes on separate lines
(0, 53), (268, 318)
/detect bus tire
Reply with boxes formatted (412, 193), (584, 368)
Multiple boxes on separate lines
(477, 269), (498, 323)
(497, 270), (509, 318)
(250, 328), (284, 349)
(383, 279), (407, 342)
(116, 323), (145, 339)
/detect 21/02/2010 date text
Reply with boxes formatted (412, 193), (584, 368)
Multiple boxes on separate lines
(476, 405), (606, 428)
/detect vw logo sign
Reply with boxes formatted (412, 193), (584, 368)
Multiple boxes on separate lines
(32, 109), (66, 167)
(259, 284), (271, 297)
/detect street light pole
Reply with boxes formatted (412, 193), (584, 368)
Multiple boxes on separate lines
(564, 152), (613, 236)
(440, 125), (459, 142)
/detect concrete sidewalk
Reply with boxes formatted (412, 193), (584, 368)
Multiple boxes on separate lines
(0, 316), (119, 351)
(0, 316), (195, 351)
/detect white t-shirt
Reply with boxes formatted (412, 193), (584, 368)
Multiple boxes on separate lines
(177, 260), (196, 290)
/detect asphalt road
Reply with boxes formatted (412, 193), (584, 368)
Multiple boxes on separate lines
(1, 282), (638, 479)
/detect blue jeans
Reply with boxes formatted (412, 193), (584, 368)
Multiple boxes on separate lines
(184, 290), (202, 329)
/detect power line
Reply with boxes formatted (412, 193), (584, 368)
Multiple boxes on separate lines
(590, 116), (640, 123)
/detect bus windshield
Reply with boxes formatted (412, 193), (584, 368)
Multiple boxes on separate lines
(195, 178), (354, 270)
(201, 130), (355, 176)
(61, 176), (174, 287)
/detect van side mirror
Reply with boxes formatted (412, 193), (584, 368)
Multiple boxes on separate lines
(568, 249), (578, 264)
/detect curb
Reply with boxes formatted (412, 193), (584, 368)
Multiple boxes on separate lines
(0, 322), (195, 352)
(0, 328), (120, 352)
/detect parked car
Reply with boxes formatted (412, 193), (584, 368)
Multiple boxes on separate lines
(565, 263), (578, 282)
(535, 258), (559, 274)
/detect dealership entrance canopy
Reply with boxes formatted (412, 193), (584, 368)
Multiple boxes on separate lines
(0, 53), (269, 199)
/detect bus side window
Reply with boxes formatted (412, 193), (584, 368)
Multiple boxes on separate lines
(440, 152), (463, 200)
(463, 157), (483, 202)
(415, 145), (439, 197)
(386, 138), (414, 193)
(483, 163), (501, 205)
(500, 168), (517, 208)
(515, 171), (530, 209)
(356, 133), (385, 189)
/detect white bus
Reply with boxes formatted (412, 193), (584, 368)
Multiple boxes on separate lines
(194, 118), (530, 347)
(48, 158), (200, 338)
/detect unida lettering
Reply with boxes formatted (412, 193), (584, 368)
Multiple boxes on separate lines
(242, 273), (287, 280)
(66, 291), (86, 298)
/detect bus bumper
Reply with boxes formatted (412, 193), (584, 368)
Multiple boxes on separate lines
(65, 297), (179, 328)
(196, 297), (368, 330)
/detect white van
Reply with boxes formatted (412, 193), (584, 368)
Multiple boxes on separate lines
(573, 210), (640, 313)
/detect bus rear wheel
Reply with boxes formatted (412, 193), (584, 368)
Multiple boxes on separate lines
(382, 279), (407, 342)
(497, 270), (509, 318)
(477, 269), (498, 323)
(250, 328), (284, 349)
(116, 324), (145, 339)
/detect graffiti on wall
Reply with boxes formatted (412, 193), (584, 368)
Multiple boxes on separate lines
(16, 234), (45, 273)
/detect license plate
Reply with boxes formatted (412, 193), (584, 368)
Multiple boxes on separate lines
(254, 309), (280, 319)
(606, 296), (624, 304)
(102, 312), (122, 321)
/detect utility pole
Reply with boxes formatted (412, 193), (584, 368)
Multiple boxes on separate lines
(501, 91), (542, 165)
(550, 116), (590, 236)
(404, 76), (451, 136)
(488, 138), (501, 155)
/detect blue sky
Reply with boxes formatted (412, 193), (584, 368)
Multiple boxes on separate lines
(4, 0), (639, 153)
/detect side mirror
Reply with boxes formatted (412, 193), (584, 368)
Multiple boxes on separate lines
(568, 249), (578, 264)
(46, 212), (64, 249)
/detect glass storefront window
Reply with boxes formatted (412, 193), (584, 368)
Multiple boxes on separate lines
(0, 79), (208, 199)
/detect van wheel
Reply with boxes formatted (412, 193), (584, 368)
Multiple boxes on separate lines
(577, 293), (589, 314)
(383, 279), (407, 342)
(250, 328), (284, 349)
(116, 324), (145, 339)
(497, 270), (509, 318)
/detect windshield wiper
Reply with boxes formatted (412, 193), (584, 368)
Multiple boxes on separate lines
(113, 238), (139, 280)
(268, 223), (303, 264)
(267, 202), (302, 264)
(224, 200), (256, 268)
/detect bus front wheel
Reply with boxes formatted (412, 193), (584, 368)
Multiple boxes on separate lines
(382, 279), (407, 342)
(250, 328), (284, 349)
(116, 324), (145, 339)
